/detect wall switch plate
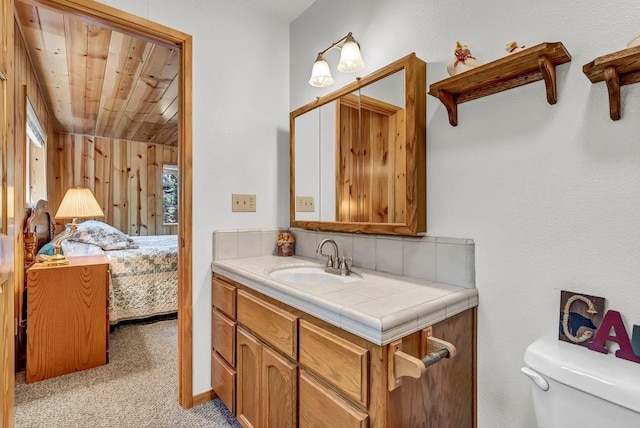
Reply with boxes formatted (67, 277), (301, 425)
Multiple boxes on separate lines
(232, 194), (256, 212)
(296, 196), (315, 212)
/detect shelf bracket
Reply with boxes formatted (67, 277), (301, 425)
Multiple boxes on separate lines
(538, 55), (557, 105)
(603, 66), (621, 120)
(437, 90), (458, 127)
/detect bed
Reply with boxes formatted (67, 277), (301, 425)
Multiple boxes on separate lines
(25, 202), (178, 324)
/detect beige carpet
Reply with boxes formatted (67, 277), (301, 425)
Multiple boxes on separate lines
(15, 319), (240, 428)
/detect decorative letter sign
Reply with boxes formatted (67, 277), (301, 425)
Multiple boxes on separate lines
(587, 310), (640, 363)
(559, 291), (640, 364)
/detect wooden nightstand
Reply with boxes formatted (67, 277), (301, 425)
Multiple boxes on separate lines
(26, 255), (109, 383)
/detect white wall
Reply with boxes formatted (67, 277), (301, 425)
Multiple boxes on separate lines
(291, 1), (640, 427)
(100, 0), (290, 395)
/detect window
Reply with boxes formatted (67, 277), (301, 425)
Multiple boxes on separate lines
(162, 164), (178, 225)
(26, 97), (47, 206)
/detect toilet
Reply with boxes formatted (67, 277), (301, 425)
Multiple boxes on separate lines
(522, 335), (640, 427)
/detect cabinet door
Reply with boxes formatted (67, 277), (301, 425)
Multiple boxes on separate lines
(237, 327), (261, 428)
(299, 370), (368, 428)
(261, 345), (297, 428)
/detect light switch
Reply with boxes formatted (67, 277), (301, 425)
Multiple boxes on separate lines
(296, 196), (315, 212)
(232, 194), (256, 212)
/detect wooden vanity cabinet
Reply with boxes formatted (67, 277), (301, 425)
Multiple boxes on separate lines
(211, 276), (237, 413)
(212, 273), (477, 428)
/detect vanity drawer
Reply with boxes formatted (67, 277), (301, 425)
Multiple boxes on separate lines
(212, 309), (236, 366)
(237, 290), (297, 359)
(212, 275), (236, 319)
(211, 351), (236, 414)
(299, 370), (368, 428)
(299, 319), (369, 406)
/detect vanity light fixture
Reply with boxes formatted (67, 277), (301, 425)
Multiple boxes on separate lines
(309, 32), (365, 88)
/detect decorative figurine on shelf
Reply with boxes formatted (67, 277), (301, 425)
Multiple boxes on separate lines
(447, 41), (480, 76)
(277, 230), (295, 256)
(505, 40), (526, 55)
(627, 30), (640, 48)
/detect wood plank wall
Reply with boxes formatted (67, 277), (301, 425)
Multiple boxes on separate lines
(50, 134), (178, 236)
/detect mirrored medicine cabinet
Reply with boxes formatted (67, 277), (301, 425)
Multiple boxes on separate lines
(290, 53), (426, 235)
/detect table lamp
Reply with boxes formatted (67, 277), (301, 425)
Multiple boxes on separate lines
(44, 187), (104, 266)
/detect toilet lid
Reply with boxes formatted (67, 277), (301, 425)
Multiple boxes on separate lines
(524, 335), (640, 414)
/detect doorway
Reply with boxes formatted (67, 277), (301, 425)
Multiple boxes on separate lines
(13, 0), (193, 412)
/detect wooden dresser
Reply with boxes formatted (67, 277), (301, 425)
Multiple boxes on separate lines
(26, 255), (109, 383)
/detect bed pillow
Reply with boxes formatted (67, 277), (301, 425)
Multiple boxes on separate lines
(68, 220), (134, 250)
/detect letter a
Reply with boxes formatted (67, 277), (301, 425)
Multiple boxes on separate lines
(588, 310), (640, 363)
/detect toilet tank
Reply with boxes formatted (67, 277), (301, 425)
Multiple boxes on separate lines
(523, 335), (640, 428)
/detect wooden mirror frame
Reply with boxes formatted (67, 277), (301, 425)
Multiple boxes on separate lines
(289, 53), (426, 236)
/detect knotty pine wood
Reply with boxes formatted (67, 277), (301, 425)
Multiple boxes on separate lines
(26, 256), (109, 383)
(291, 53), (426, 236)
(14, 19), (58, 355)
(14, 1), (179, 145)
(50, 133), (177, 235)
(14, 0), (194, 409)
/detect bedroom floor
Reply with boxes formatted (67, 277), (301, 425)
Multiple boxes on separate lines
(15, 319), (241, 428)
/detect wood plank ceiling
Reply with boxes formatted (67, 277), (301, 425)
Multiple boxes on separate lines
(15, 1), (179, 146)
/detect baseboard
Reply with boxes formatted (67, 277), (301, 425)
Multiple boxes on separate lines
(193, 389), (217, 406)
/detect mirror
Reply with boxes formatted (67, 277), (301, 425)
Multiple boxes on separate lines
(290, 53), (426, 235)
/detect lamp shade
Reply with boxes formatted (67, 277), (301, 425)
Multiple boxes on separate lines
(309, 55), (334, 87)
(337, 39), (365, 72)
(55, 187), (105, 219)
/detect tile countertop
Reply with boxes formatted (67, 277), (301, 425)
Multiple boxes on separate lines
(211, 256), (478, 346)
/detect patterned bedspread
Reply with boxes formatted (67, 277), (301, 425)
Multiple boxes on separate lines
(63, 235), (178, 324)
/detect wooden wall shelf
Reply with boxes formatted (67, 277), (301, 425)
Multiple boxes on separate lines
(583, 45), (640, 120)
(428, 42), (572, 126)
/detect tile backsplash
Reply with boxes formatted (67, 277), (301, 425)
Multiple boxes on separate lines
(212, 228), (475, 288)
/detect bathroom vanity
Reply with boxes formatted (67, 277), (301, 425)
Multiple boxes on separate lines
(211, 256), (477, 428)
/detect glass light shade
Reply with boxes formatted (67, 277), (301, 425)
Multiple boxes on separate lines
(55, 187), (105, 219)
(337, 40), (365, 72)
(309, 58), (334, 87)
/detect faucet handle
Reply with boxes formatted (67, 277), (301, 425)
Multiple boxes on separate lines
(338, 256), (352, 275)
(323, 254), (334, 268)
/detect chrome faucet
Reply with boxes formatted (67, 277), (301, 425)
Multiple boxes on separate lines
(316, 239), (352, 276)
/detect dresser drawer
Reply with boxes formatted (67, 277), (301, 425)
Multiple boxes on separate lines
(299, 370), (368, 428)
(299, 319), (369, 406)
(212, 309), (236, 366)
(237, 290), (297, 359)
(212, 351), (236, 414)
(212, 275), (236, 319)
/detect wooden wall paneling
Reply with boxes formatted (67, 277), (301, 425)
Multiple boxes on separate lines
(150, 112), (178, 146)
(84, 23), (110, 135)
(82, 136), (95, 191)
(64, 15), (89, 134)
(105, 39), (152, 138)
(93, 136), (111, 221)
(146, 143), (157, 236)
(394, 111), (406, 223)
(135, 75), (178, 143)
(95, 32), (132, 136)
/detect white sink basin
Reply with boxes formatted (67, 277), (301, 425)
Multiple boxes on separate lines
(268, 265), (362, 285)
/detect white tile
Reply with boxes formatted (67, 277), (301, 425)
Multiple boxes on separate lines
(313, 289), (373, 306)
(403, 238), (436, 281)
(378, 291), (434, 309)
(332, 233), (354, 259)
(238, 231), (262, 258)
(292, 229), (317, 258)
(261, 230), (279, 256)
(417, 307), (447, 329)
(435, 242), (469, 287)
(343, 300), (417, 331)
(348, 283), (404, 299)
(375, 237), (403, 275)
(215, 231), (238, 260)
(469, 292), (479, 307)
(353, 235), (376, 270)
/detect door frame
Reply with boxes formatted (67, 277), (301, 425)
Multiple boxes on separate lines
(21, 0), (194, 408)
